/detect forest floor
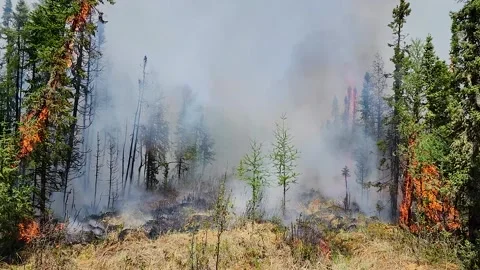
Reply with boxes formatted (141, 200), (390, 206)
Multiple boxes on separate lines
(0, 192), (462, 270)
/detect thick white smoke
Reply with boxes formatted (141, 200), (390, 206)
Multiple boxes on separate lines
(39, 0), (458, 220)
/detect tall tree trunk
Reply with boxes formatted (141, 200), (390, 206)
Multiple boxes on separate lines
(93, 132), (100, 211)
(63, 32), (85, 216)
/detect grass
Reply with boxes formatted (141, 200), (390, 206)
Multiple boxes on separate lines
(0, 220), (462, 270)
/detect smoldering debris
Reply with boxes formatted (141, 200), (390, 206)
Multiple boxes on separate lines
(63, 192), (213, 244)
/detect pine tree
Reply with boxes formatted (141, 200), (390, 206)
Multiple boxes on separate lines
(371, 54), (388, 140)
(144, 98), (169, 190)
(1, 0), (13, 28)
(422, 35), (451, 130)
(360, 72), (375, 136)
(387, 0), (411, 220)
(196, 110), (215, 175)
(237, 140), (268, 221)
(270, 114), (299, 216)
(449, 0), (480, 250)
(174, 86), (199, 182)
(341, 166), (351, 211)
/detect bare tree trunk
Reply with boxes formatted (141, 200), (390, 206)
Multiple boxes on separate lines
(93, 132), (101, 211)
(130, 61), (147, 184)
(63, 32), (85, 217)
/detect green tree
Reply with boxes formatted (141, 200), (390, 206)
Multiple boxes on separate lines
(449, 1), (480, 258)
(0, 133), (32, 256)
(270, 114), (300, 216)
(237, 140), (269, 221)
(387, 0), (411, 220)
(422, 35), (451, 131)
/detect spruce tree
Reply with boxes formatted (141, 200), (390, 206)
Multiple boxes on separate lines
(270, 114), (299, 216)
(237, 140), (269, 221)
(387, 0), (411, 220)
(449, 0), (480, 249)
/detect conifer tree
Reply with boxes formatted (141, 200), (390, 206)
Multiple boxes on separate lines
(387, 0), (411, 220)
(449, 0), (480, 250)
(271, 114), (299, 216)
(237, 140), (268, 221)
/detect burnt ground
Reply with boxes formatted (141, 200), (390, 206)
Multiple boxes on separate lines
(65, 192), (212, 244)
(64, 188), (376, 245)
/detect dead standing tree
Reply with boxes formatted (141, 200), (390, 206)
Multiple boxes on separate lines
(341, 166), (351, 211)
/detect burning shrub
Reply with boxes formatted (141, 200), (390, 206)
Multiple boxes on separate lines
(18, 220), (40, 244)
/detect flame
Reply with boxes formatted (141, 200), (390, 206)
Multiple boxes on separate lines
(18, 0), (94, 160)
(18, 107), (49, 158)
(18, 220), (40, 244)
(399, 136), (461, 232)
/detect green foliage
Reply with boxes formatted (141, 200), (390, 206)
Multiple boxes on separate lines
(237, 140), (269, 221)
(270, 114), (299, 216)
(448, 1), (480, 253)
(0, 134), (32, 256)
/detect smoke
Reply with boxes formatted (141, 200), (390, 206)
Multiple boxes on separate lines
(49, 0), (404, 219)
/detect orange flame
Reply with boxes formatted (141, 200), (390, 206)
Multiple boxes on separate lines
(18, 220), (40, 244)
(399, 136), (460, 232)
(18, 0), (94, 160)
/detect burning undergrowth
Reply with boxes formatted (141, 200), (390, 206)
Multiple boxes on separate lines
(62, 192), (212, 244)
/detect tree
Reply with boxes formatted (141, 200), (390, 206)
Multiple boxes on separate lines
(449, 0), (480, 253)
(371, 54), (388, 140)
(0, 133), (32, 256)
(387, 0), (411, 220)
(341, 166), (350, 211)
(359, 72), (375, 136)
(213, 173), (232, 270)
(107, 134), (119, 209)
(270, 114), (300, 216)
(422, 35), (451, 130)
(1, 0), (13, 28)
(144, 97), (169, 190)
(174, 86), (200, 182)
(237, 140), (269, 221)
(196, 110), (215, 175)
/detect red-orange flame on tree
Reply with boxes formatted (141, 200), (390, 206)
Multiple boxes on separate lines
(18, 0), (94, 160)
(18, 220), (40, 244)
(399, 135), (460, 232)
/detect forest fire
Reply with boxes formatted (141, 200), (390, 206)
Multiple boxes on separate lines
(18, 220), (40, 244)
(18, 0), (94, 160)
(400, 136), (460, 233)
(18, 107), (49, 158)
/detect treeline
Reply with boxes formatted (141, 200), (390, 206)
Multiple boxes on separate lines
(325, 0), (480, 267)
(0, 0), (218, 256)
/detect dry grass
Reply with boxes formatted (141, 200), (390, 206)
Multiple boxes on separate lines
(327, 223), (460, 270)
(0, 220), (461, 270)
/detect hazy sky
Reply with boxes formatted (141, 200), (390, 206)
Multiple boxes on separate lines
(406, 0), (461, 60)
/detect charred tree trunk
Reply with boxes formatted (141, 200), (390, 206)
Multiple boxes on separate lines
(63, 31), (85, 217)
(93, 132), (101, 211)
